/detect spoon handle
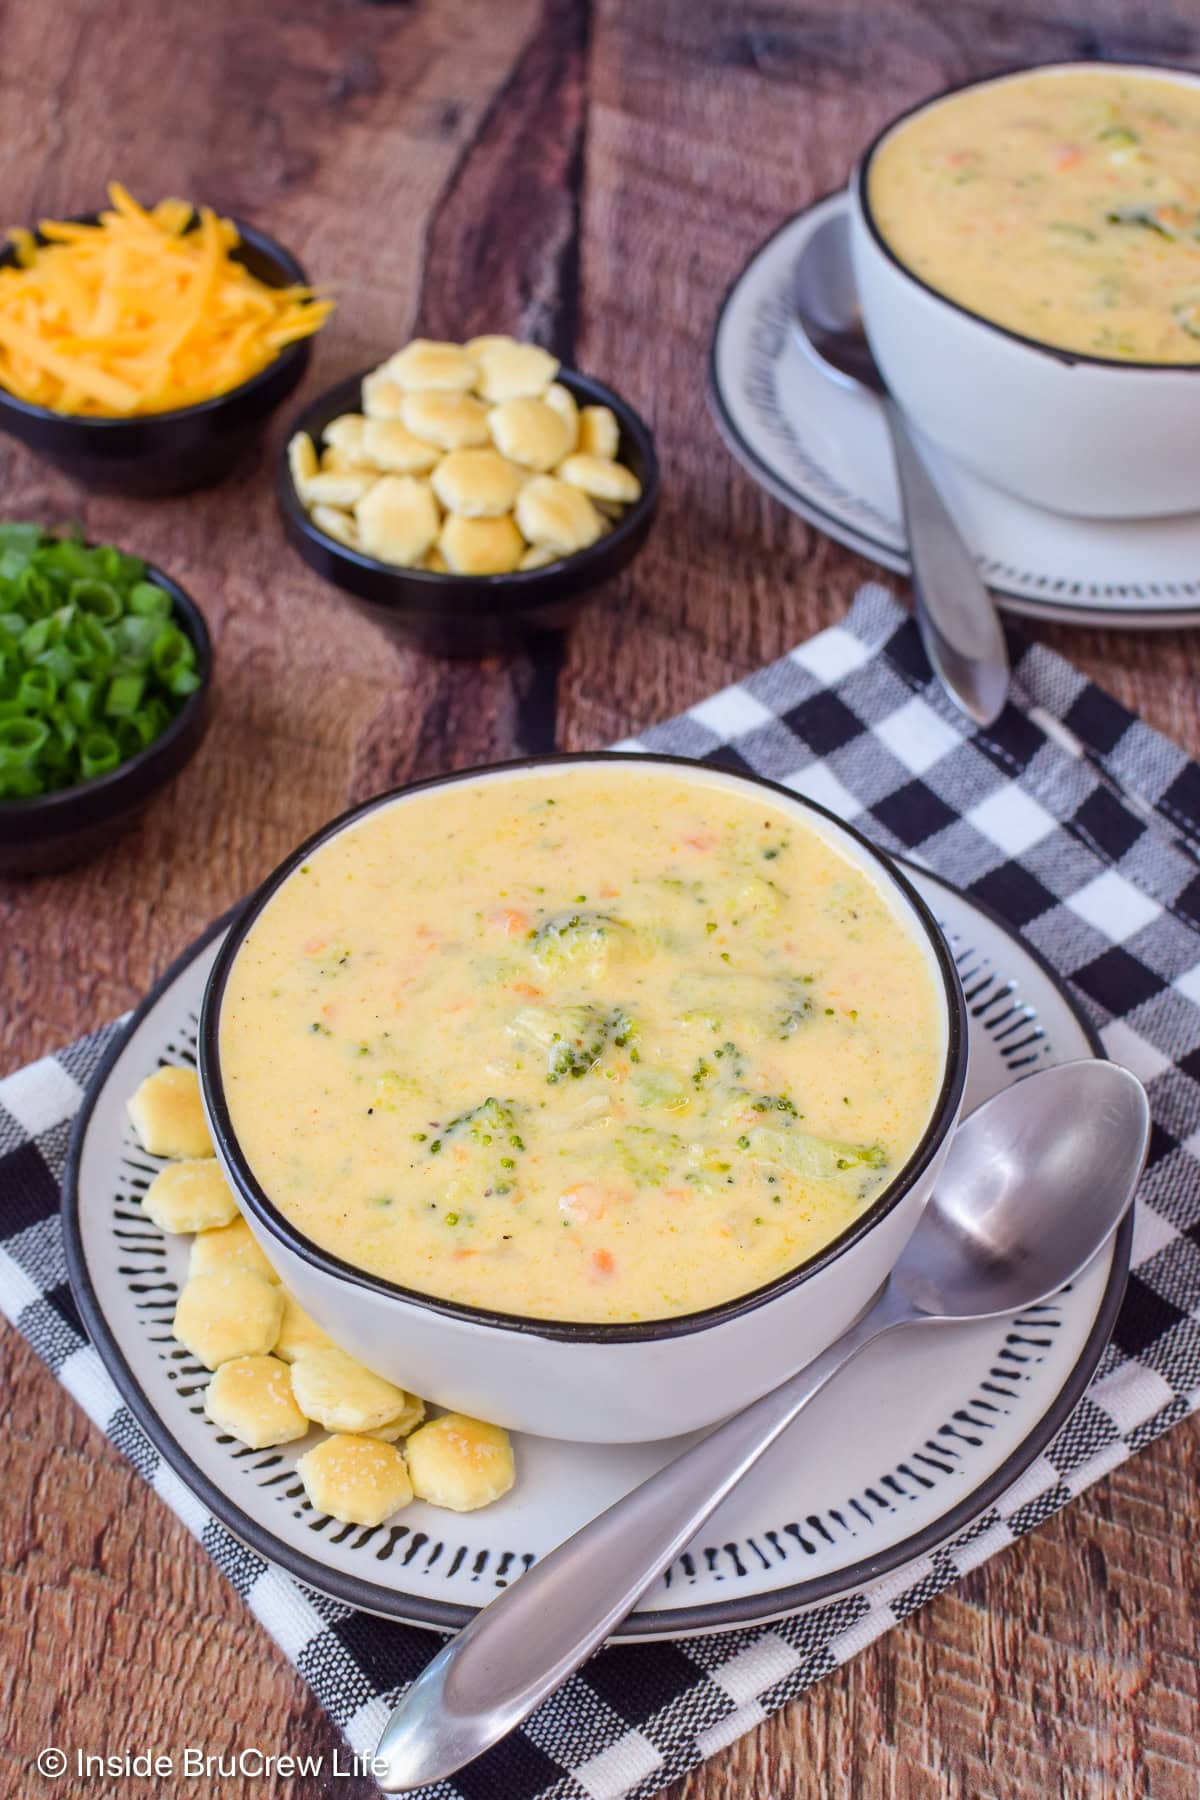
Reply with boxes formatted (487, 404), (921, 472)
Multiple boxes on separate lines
(374, 1292), (906, 1792)
(881, 396), (1009, 729)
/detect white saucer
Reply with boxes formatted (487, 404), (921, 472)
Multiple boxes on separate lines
(64, 867), (1128, 1639)
(709, 191), (1200, 630)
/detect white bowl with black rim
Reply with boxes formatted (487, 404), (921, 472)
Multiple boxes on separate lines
(63, 858), (1126, 1635)
(197, 753), (968, 1445)
(850, 62), (1200, 519)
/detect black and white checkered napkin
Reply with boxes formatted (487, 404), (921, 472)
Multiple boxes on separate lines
(3, 583), (1199, 1800)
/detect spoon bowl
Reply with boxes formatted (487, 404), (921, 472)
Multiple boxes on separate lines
(893, 1058), (1151, 1319)
(376, 1059), (1149, 1791)
(792, 211), (884, 392)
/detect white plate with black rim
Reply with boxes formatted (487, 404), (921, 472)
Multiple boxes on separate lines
(709, 189), (1200, 631)
(64, 865), (1129, 1640)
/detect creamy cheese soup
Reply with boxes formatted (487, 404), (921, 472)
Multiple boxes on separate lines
(219, 768), (944, 1324)
(869, 69), (1200, 361)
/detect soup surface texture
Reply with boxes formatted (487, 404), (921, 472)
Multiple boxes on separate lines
(218, 768), (944, 1324)
(869, 69), (1200, 362)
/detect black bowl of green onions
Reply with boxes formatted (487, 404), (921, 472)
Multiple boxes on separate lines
(0, 523), (210, 876)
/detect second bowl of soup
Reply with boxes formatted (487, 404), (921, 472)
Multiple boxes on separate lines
(200, 755), (966, 1441)
(851, 62), (1200, 517)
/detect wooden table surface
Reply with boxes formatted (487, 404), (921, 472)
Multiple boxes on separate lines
(4, 3), (1200, 1795)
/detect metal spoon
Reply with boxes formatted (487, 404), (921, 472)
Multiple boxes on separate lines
(793, 210), (1010, 728)
(376, 1059), (1148, 1791)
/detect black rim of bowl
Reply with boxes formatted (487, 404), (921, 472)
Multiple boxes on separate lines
(0, 550), (211, 823)
(276, 366), (660, 614)
(62, 862), (1129, 1637)
(0, 214), (313, 430)
(199, 750), (968, 1344)
(856, 58), (1200, 373)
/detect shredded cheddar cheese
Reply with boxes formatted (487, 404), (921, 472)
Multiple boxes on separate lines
(0, 183), (332, 416)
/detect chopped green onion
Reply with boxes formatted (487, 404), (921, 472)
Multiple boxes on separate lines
(115, 716), (151, 756)
(0, 715), (49, 766)
(70, 578), (123, 622)
(150, 625), (195, 681)
(15, 564), (54, 613)
(65, 679), (97, 728)
(40, 731), (70, 777)
(35, 644), (77, 686)
(20, 617), (49, 658)
(0, 765), (43, 797)
(114, 614), (161, 665)
(129, 581), (172, 619)
(105, 672), (145, 718)
(163, 665), (202, 698)
(142, 697), (170, 736)
(43, 536), (94, 579)
(0, 525), (200, 795)
(50, 705), (77, 751)
(79, 730), (121, 780)
(17, 666), (56, 711)
(66, 612), (114, 669)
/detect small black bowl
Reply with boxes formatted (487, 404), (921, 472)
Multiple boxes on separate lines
(0, 217), (315, 497)
(0, 566), (212, 877)
(277, 366), (659, 656)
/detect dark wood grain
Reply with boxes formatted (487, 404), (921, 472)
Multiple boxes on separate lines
(3, 2), (1200, 1797)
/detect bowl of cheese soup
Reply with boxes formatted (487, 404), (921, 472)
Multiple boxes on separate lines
(850, 63), (1200, 517)
(200, 755), (966, 1442)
